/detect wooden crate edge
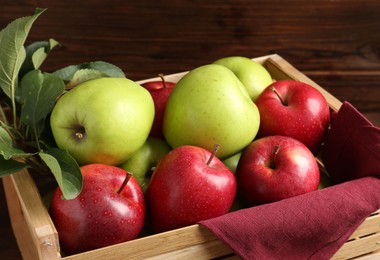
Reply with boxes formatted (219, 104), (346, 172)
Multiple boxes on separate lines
(63, 224), (225, 259)
(3, 170), (60, 260)
(349, 210), (380, 239)
(331, 232), (380, 259)
(263, 54), (343, 112)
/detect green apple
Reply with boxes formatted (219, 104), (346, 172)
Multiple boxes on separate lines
(222, 152), (242, 174)
(119, 136), (171, 191)
(163, 64), (260, 159)
(50, 77), (155, 165)
(213, 56), (273, 101)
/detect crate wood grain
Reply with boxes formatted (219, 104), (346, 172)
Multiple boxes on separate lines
(3, 54), (379, 260)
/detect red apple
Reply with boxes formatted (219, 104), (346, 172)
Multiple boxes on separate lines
(142, 74), (175, 138)
(255, 80), (330, 154)
(49, 164), (145, 255)
(236, 135), (320, 206)
(146, 144), (236, 233)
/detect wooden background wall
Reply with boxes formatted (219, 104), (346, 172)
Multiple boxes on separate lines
(1, 1), (379, 258)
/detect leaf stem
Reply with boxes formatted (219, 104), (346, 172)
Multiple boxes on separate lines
(0, 105), (9, 126)
(10, 82), (18, 130)
(0, 120), (17, 140)
(33, 126), (41, 151)
(0, 120), (20, 141)
(1, 121), (25, 144)
(24, 156), (50, 174)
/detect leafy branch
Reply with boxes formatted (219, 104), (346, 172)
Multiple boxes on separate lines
(0, 8), (125, 200)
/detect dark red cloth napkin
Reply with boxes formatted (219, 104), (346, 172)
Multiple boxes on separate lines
(199, 101), (380, 260)
(322, 101), (380, 184)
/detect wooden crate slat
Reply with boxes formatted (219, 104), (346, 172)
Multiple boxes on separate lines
(3, 175), (41, 260)
(146, 239), (234, 260)
(63, 225), (223, 259)
(331, 232), (380, 259)
(349, 210), (380, 239)
(3, 170), (60, 259)
(137, 71), (187, 85)
(263, 54), (343, 112)
(355, 252), (380, 260)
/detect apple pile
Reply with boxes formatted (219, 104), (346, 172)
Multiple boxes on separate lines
(48, 56), (331, 254)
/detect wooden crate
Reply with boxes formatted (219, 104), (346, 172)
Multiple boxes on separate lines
(3, 54), (380, 259)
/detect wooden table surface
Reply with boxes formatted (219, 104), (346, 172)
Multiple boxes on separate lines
(1, 1), (379, 259)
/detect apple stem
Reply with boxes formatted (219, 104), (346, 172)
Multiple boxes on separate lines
(117, 172), (132, 194)
(270, 145), (280, 169)
(273, 145), (280, 158)
(271, 86), (286, 105)
(159, 73), (167, 88)
(206, 144), (221, 166)
(74, 126), (86, 141)
(75, 132), (84, 140)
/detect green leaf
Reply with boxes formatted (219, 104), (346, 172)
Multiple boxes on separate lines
(19, 38), (60, 78)
(0, 126), (12, 145)
(0, 156), (27, 177)
(0, 8), (46, 99)
(66, 69), (110, 89)
(33, 39), (59, 69)
(40, 148), (82, 200)
(32, 47), (48, 70)
(53, 61), (125, 81)
(49, 38), (60, 50)
(0, 126), (32, 159)
(85, 61), (126, 78)
(20, 70), (65, 127)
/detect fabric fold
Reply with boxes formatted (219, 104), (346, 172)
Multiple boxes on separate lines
(322, 101), (380, 183)
(200, 177), (380, 259)
(199, 102), (380, 259)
